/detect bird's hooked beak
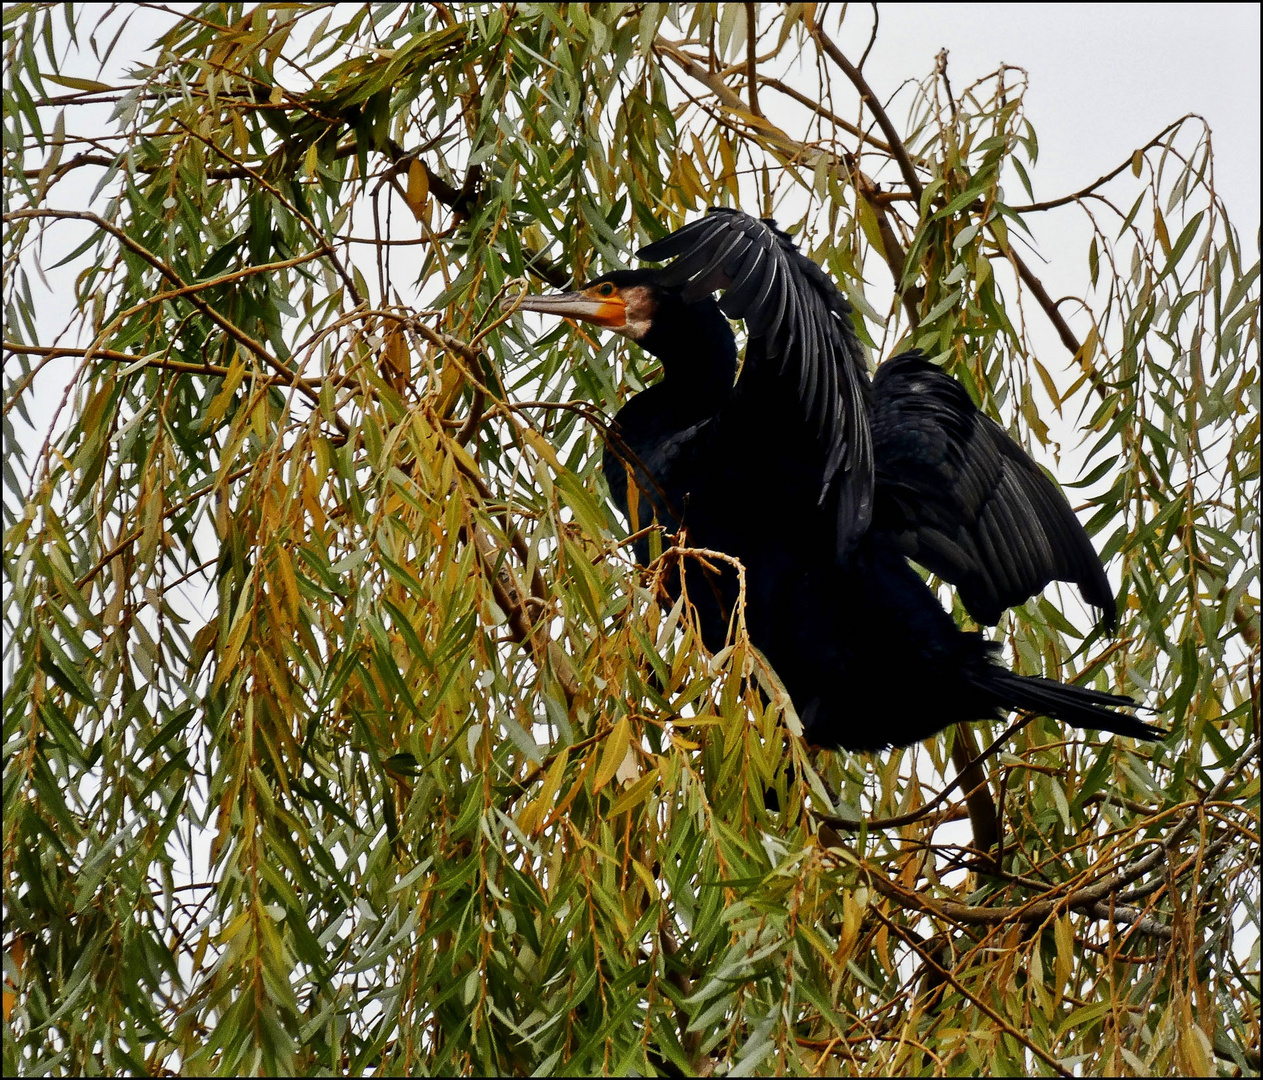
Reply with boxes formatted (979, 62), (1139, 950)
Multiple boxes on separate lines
(502, 285), (628, 329)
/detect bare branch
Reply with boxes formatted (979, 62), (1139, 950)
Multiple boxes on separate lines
(805, 15), (923, 199)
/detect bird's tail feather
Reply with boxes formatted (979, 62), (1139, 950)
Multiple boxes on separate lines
(985, 670), (1163, 741)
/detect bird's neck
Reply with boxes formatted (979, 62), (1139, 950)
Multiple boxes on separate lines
(637, 297), (738, 413)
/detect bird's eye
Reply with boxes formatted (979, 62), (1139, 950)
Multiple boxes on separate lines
(597, 283), (615, 297)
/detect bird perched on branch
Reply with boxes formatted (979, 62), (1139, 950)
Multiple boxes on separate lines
(511, 207), (1159, 751)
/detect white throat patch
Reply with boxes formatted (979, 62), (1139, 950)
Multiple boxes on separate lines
(616, 284), (656, 342)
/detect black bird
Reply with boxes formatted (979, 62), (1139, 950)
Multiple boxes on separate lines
(512, 208), (1159, 751)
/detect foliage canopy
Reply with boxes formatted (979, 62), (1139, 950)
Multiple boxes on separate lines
(3, 3), (1259, 1075)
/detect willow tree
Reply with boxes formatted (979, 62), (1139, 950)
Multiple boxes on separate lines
(3, 4), (1258, 1075)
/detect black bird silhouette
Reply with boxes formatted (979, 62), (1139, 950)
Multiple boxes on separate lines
(512, 208), (1159, 751)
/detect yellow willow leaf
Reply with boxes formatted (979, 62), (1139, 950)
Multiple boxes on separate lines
(443, 431), (481, 483)
(1180, 1024), (1213, 1077)
(217, 567), (257, 687)
(520, 426), (563, 471)
(1053, 913), (1074, 1011)
(837, 888), (863, 966)
(43, 73), (112, 92)
(517, 799), (540, 837)
(856, 196), (886, 256)
(592, 717), (631, 795)
(537, 748), (568, 809)
(678, 152), (706, 204)
(255, 636), (295, 718)
(433, 354), (465, 415)
(544, 772), (587, 831)
(406, 159), (429, 220)
(1032, 356), (1063, 410)
(232, 111), (248, 153)
(1154, 204), (1171, 255)
(521, 750), (569, 835)
(690, 132), (714, 184)
(718, 133), (738, 197)
(274, 544), (301, 621)
(630, 858), (660, 903)
(380, 328), (411, 396)
(217, 908), (252, 945)
(204, 353), (246, 430)
(137, 486), (163, 567)
(608, 767), (658, 817)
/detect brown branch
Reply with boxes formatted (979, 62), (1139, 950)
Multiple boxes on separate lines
(759, 77), (896, 155)
(404, 326), (578, 705)
(1008, 118), (1190, 213)
(500, 721), (621, 807)
(454, 384), (486, 446)
(1076, 936), (1161, 963)
(868, 863), (1169, 937)
(950, 724), (999, 870)
(1218, 582), (1259, 647)
(855, 736), (1259, 939)
(73, 462), (255, 589)
(653, 37), (808, 161)
(0, 344), (228, 408)
(1011, 250), (1083, 353)
(21, 245), (327, 380)
(660, 919), (704, 1067)
(982, 216), (1124, 414)
(168, 115), (366, 310)
(21, 150), (114, 188)
(743, 4), (761, 118)
(857, 3), (880, 71)
(935, 49), (957, 122)
(469, 522), (543, 656)
(1215, 1039), (1261, 1072)
(823, 716), (1026, 833)
(850, 164), (922, 323)
(805, 16), (923, 199)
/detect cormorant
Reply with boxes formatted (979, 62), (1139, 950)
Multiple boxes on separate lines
(511, 208), (1160, 751)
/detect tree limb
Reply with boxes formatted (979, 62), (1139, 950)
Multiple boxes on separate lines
(805, 16), (923, 199)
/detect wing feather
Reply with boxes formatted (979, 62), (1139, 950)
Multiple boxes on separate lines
(639, 208), (873, 551)
(871, 351), (1116, 628)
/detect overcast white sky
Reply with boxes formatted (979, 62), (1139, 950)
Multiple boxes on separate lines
(870, 3), (1259, 231)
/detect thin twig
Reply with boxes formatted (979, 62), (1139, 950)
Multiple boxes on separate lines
(872, 907), (1075, 1078)
(1007, 118), (1190, 213)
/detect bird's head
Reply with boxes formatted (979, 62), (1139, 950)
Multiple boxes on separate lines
(507, 269), (658, 343)
(507, 268), (735, 372)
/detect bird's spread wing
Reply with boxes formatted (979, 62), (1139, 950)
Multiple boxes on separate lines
(637, 207), (873, 553)
(871, 352), (1115, 628)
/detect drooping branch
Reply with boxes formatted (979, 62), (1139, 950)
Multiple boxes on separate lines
(864, 862), (1171, 940)
(1, 344), (230, 393)
(4, 209), (336, 426)
(759, 76), (898, 157)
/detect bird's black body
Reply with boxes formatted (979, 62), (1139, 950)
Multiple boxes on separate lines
(515, 208), (1159, 751)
